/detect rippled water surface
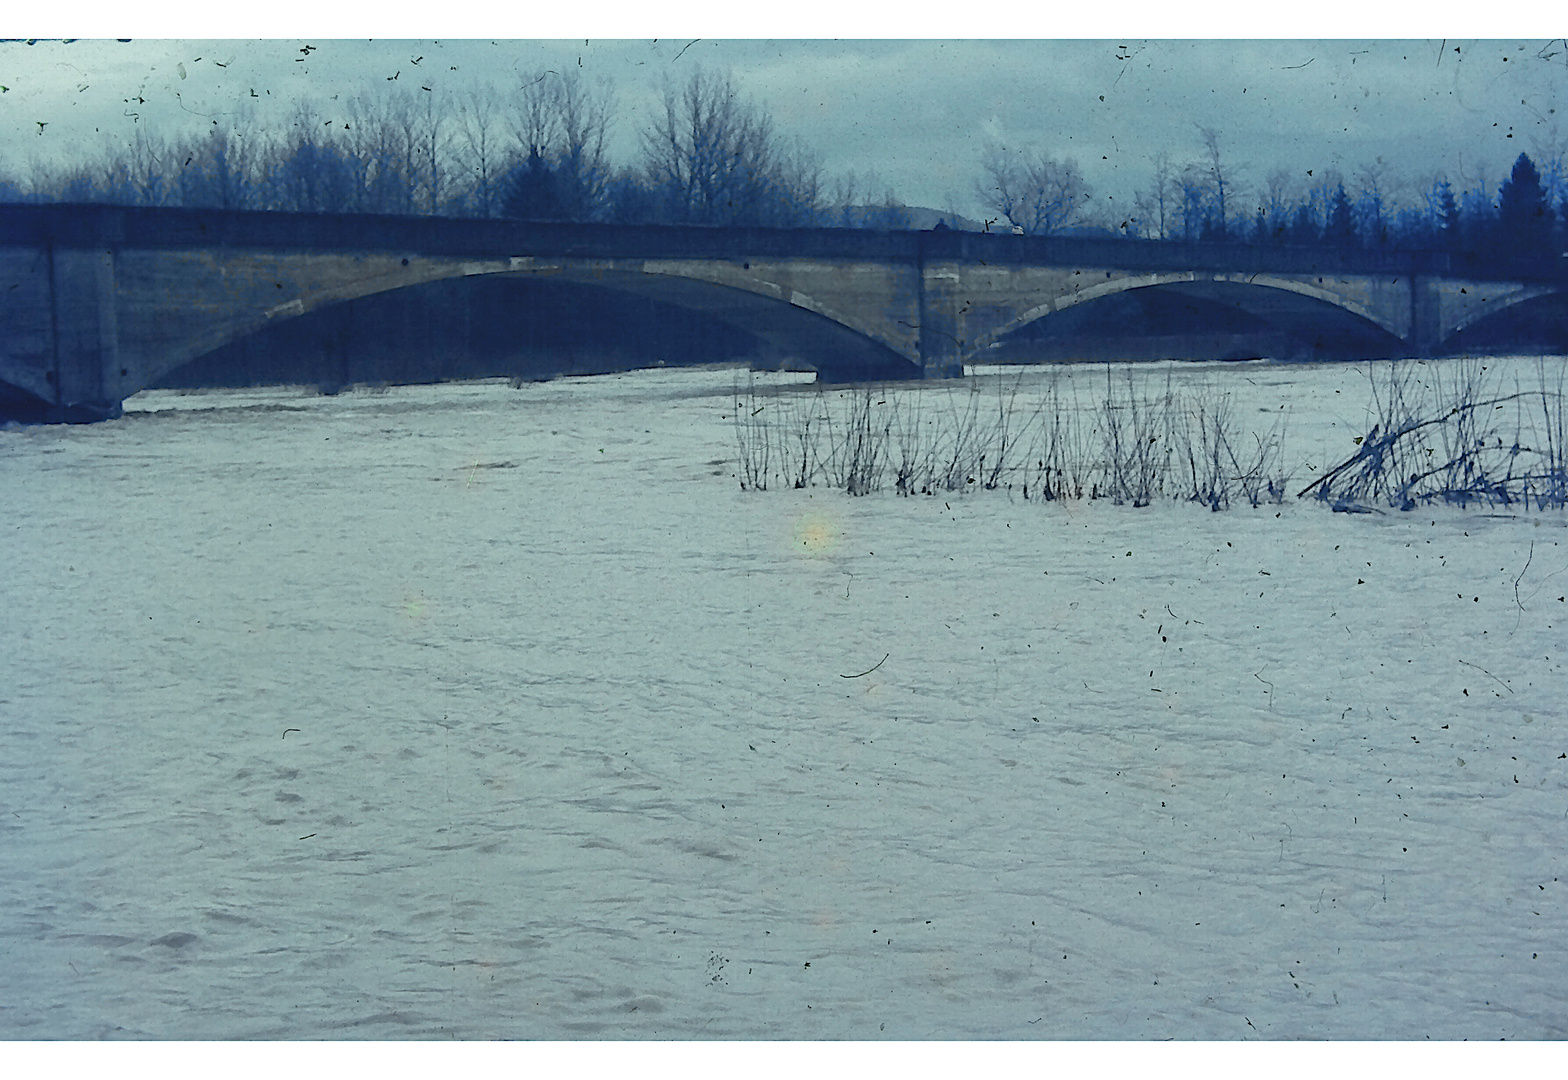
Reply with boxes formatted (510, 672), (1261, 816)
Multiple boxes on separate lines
(2, 361), (1565, 1038)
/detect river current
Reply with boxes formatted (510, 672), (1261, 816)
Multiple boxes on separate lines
(3, 361), (1565, 1039)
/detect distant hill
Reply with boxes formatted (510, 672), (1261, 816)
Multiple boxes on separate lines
(900, 206), (988, 232)
(1056, 225), (1128, 239)
(836, 205), (988, 232)
(837, 208), (1130, 237)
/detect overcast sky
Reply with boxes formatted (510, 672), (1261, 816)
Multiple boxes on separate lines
(4, 29), (1568, 219)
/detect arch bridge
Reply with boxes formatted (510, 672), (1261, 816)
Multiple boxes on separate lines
(2, 203), (1562, 421)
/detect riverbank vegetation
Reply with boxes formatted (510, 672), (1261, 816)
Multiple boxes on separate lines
(733, 368), (1294, 509)
(735, 360), (1568, 512)
(1299, 359), (1568, 512)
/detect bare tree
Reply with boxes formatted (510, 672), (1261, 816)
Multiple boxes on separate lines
(385, 93), (427, 216)
(119, 127), (171, 206)
(975, 143), (1090, 236)
(1457, 159), (1495, 233)
(830, 170), (908, 229)
(1177, 162), (1211, 241)
(643, 68), (752, 224)
(641, 68), (821, 227)
(1537, 149), (1566, 213)
(414, 90), (448, 215)
(1261, 166), (1294, 240)
(496, 70), (617, 222)
(1355, 161), (1391, 247)
(513, 70), (563, 160)
(1524, 108), (1568, 210)
(1198, 126), (1230, 239)
(454, 87), (509, 217)
(831, 170), (864, 226)
(175, 124), (257, 210)
(553, 71), (614, 221)
(771, 135), (825, 226)
(1304, 169), (1344, 236)
(1146, 151), (1174, 239)
(268, 105), (359, 213)
(345, 91), (437, 215)
(344, 95), (396, 213)
(1132, 151), (1177, 238)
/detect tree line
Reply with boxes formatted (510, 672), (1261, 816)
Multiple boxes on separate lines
(0, 68), (910, 230)
(976, 128), (1566, 263)
(5, 67), (1565, 264)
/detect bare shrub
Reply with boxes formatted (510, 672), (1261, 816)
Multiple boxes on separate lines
(735, 359), (1561, 514)
(890, 389), (934, 496)
(1181, 389), (1236, 511)
(819, 387), (889, 496)
(781, 390), (824, 489)
(1097, 368), (1179, 506)
(732, 374), (772, 491)
(1300, 359), (1568, 511)
(734, 364), (1295, 509)
(1021, 372), (1092, 501)
(1533, 360), (1568, 509)
(933, 384), (988, 493)
(1178, 387), (1291, 510)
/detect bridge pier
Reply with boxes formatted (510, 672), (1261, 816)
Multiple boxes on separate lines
(1409, 274), (1443, 358)
(45, 245), (123, 422)
(918, 257), (965, 379)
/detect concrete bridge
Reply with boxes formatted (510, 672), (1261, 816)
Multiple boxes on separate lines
(3, 203), (1564, 422)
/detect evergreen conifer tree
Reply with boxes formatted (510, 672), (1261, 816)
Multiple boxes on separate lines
(1327, 184), (1356, 248)
(502, 147), (564, 221)
(1497, 152), (1551, 256)
(1437, 179), (1461, 250)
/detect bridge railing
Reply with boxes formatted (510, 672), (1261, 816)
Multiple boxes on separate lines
(3, 203), (1565, 282)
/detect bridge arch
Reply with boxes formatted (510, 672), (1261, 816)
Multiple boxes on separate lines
(969, 271), (1403, 357)
(1442, 283), (1566, 342)
(1438, 285), (1568, 353)
(148, 254), (921, 393)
